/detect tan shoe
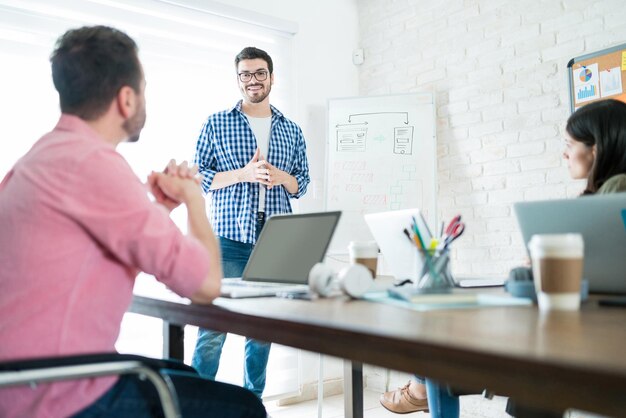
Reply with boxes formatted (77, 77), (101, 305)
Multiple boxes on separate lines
(379, 382), (429, 414)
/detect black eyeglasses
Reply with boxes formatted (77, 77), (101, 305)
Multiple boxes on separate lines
(237, 70), (269, 83)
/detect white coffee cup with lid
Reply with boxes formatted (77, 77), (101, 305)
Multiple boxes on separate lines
(528, 234), (584, 311)
(348, 240), (378, 278)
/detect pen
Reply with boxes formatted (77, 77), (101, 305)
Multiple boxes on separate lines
(410, 218), (438, 280)
(411, 216), (426, 250)
(403, 228), (413, 244)
(418, 212), (433, 239)
(413, 232), (422, 249)
(403, 227), (422, 249)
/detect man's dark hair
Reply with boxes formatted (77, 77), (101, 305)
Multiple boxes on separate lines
(234, 47), (273, 74)
(50, 26), (142, 120)
(566, 99), (626, 194)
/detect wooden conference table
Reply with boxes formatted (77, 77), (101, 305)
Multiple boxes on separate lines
(128, 291), (626, 417)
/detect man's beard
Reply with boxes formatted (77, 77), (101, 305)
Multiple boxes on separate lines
(123, 101), (146, 143)
(242, 82), (271, 104)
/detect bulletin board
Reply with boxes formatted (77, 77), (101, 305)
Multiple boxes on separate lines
(568, 42), (626, 112)
(325, 93), (436, 254)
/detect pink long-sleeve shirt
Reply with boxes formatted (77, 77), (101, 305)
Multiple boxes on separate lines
(0, 115), (210, 417)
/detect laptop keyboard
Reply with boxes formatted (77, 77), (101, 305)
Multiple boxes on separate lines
(220, 279), (309, 298)
(221, 279), (295, 288)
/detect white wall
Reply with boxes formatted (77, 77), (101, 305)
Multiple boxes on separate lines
(358, 0), (626, 278)
(225, 0), (361, 213)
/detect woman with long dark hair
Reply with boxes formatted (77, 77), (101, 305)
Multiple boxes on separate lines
(507, 99), (626, 418)
(564, 99), (626, 194)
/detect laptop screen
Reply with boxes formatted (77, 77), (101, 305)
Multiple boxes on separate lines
(364, 208), (429, 281)
(514, 193), (626, 294)
(242, 211), (341, 284)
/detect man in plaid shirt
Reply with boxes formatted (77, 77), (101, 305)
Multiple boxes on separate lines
(191, 47), (310, 398)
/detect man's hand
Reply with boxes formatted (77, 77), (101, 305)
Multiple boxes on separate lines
(148, 160), (202, 212)
(164, 159), (201, 183)
(264, 161), (289, 190)
(148, 171), (179, 212)
(151, 171), (202, 206)
(237, 148), (271, 186)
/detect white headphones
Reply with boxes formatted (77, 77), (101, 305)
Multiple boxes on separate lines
(308, 262), (374, 299)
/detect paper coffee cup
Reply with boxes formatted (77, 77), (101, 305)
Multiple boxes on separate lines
(528, 234), (584, 311)
(348, 241), (378, 278)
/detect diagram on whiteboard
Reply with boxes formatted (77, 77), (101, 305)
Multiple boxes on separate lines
(335, 112), (415, 155)
(328, 161), (423, 210)
(326, 94), (436, 254)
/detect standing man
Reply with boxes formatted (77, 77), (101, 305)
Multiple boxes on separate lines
(0, 26), (265, 417)
(192, 46), (310, 398)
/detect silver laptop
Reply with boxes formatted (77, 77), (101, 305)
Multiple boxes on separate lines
(220, 211), (342, 298)
(364, 208), (429, 282)
(514, 193), (626, 294)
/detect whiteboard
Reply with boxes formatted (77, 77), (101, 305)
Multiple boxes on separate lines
(325, 93), (437, 254)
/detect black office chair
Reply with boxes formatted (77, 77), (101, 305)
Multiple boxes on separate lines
(0, 353), (194, 418)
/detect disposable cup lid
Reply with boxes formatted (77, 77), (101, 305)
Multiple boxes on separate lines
(528, 233), (583, 257)
(348, 240), (378, 250)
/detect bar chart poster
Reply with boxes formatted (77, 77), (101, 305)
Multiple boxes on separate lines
(568, 43), (626, 112)
(573, 63), (600, 105)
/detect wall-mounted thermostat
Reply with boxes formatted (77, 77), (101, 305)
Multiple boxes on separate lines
(352, 48), (364, 65)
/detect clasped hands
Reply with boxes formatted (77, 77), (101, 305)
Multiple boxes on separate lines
(239, 148), (286, 189)
(148, 159), (202, 212)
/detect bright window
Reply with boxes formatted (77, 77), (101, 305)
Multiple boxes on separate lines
(0, 0), (299, 398)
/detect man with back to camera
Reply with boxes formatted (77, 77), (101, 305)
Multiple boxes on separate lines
(191, 46), (310, 398)
(0, 25), (265, 417)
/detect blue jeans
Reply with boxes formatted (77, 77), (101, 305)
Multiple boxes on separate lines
(414, 375), (460, 418)
(192, 235), (271, 398)
(72, 369), (266, 418)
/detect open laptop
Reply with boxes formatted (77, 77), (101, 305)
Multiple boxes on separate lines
(365, 208), (505, 287)
(364, 208), (429, 282)
(514, 193), (626, 294)
(220, 211), (341, 298)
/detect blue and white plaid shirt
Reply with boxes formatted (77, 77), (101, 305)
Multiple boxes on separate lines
(194, 100), (310, 244)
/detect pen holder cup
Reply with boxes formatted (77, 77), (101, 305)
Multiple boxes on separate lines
(415, 251), (455, 292)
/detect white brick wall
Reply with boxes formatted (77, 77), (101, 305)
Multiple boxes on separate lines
(357, 0), (624, 277)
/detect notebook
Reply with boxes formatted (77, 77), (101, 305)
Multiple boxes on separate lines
(220, 211), (342, 298)
(514, 193), (626, 294)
